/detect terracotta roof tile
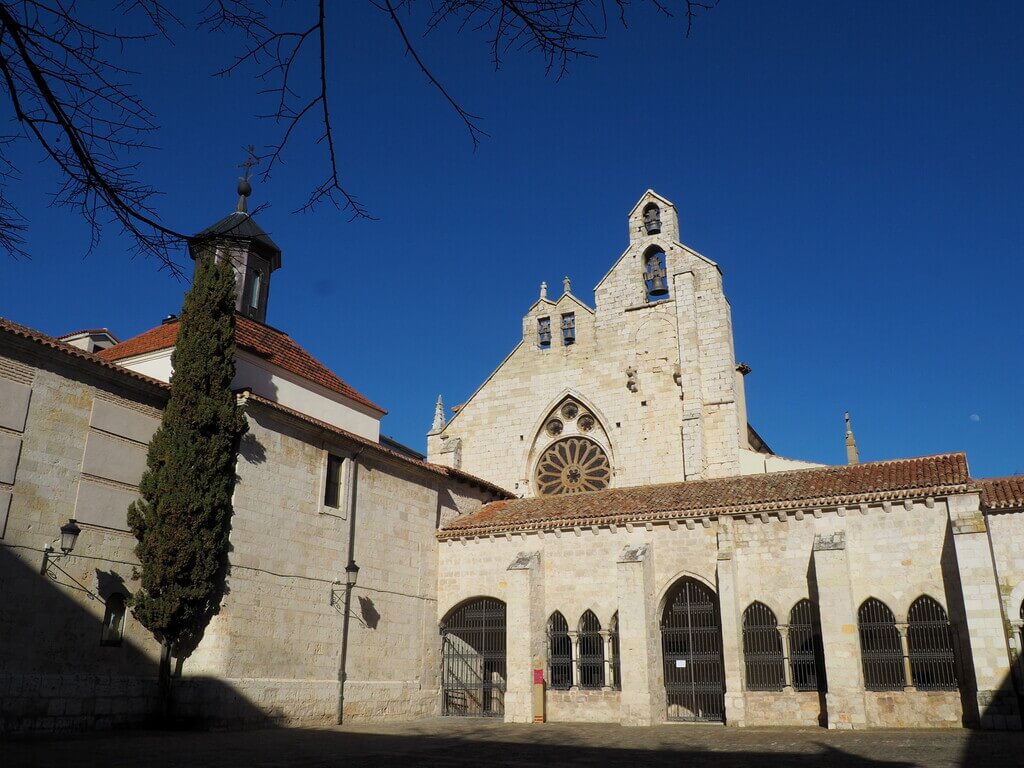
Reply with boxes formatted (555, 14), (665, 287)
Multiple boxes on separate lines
(98, 315), (385, 414)
(439, 453), (973, 539)
(978, 476), (1024, 512)
(0, 316), (167, 391)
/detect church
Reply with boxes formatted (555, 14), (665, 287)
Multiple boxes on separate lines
(0, 188), (1021, 733)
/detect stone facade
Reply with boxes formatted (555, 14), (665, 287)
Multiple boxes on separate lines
(3, 189), (1023, 738)
(428, 191), (791, 496)
(0, 325), (503, 733)
(437, 490), (1024, 729)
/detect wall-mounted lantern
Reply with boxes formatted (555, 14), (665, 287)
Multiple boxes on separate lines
(345, 560), (360, 590)
(40, 519), (81, 575)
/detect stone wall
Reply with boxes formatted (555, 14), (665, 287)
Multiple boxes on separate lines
(987, 511), (1024, 697)
(437, 494), (1015, 729)
(0, 342), (167, 734)
(0, 336), (498, 733)
(428, 192), (744, 494)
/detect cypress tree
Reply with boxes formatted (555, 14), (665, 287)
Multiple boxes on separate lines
(128, 251), (247, 705)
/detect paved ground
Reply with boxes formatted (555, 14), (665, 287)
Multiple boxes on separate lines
(3, 719), (1022, 767)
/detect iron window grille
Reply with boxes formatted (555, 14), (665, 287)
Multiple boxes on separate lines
(578, 610), (605, 689)
(742, 602), (786, 691)
(440, 598), (507, 717)
(661, 579), (726, 722)
(609, 612), (621, 690)
(547, 612), (573, 690)
(907, 596), (958, 691)
(788, 599), (827, 692)
(858, 598), (905, 691)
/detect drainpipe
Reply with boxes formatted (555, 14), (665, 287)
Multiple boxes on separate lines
(337, 450), (362, 724)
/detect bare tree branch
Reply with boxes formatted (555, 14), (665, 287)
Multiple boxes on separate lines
(0, 0), (189, 273)
(0, 0), (717, 266)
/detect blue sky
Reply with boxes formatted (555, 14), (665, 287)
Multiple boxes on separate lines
(2, 1), (1021, 477)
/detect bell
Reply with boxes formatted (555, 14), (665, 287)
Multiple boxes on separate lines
(650, 273), (668, 296)
(644, 214), (661, 235)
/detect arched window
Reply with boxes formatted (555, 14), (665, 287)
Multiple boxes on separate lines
(642, 202), (662, 235)
(547, 612), (573, 690)
(742, 602), (785, 691)
(101, 593), (126, 646)
(642, 247), (669, 301)
(609, 612), (621, 690)
(578, 610), (605, 689)
(907, 596), (957, 691)
(858, 598), (904, 691)
(788, 599), (826, 692)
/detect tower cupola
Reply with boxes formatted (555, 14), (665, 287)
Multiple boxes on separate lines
(188, 155), (282, 324)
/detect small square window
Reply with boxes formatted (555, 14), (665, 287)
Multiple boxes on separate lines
(324, 454), (344, 508)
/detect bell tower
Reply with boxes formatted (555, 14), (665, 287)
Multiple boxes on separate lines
(188, 151), (282, 324)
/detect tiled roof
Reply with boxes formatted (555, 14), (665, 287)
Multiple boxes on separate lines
(438, 453), (973, 539)
(978, 476), (1024, 511)
(243, 393), (514, 499)
(98, 315), (385, 414)
(0, 316), (167, 391)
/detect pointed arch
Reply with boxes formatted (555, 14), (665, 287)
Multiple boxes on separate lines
(858, 598), (904, 691)
(788, 599), (826, 692)
(741, 601), (785, 691)
(907, 595), (957, 691)
(660, 577), (725, 722)
(547, 611), (573, 690)
(578, 609), (605, 689)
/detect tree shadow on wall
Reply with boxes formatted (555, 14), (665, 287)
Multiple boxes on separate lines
(0, 544), (269, 734)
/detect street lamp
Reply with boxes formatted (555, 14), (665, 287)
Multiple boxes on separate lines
(41, 519), (81, 574)
(344, 560), (359, 589)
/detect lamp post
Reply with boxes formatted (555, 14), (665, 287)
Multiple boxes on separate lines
(40, 519), (81, 574)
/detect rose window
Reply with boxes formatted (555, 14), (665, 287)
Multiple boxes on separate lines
(578, 414), (595, 432)
(561, 401), (580, 420)
(546, 418), (564, 436)
(535, 437), (611, 495)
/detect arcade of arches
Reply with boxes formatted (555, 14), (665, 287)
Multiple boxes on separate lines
(437, 459), (1024, 730)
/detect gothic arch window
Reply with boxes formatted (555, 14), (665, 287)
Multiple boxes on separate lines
(788, 599), (826, 692)
(578, 610), (605, 689)
(741, 602), (785, 691)
(535, 437), (610, 495)
(642, 202), (661, 235)
(531, 397), (613, 495)
(547, 612), (573, 690)
(907, 596), (957, 691)
(858, 598), (904, 691)
(643, 247), (669, 301)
